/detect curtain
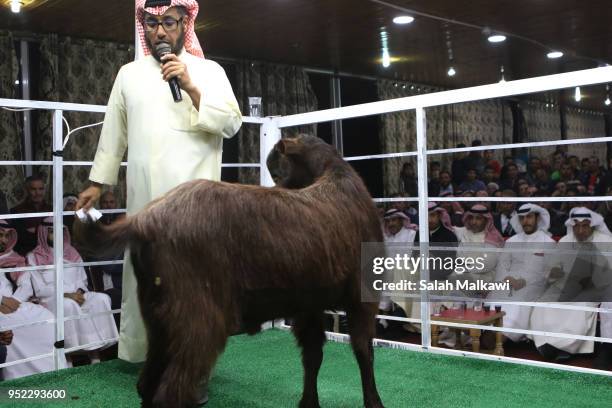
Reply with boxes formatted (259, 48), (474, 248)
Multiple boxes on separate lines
(565, 107), (607, 162)
(36, 35), (133, 205)
(233, 61), (317, 184)
(377, 79), (511, 196)
(0, 31), (25, 209)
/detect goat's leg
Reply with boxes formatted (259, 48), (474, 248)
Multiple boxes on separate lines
(293, 312), (326, 408)
(152, 303), (228, 408)
(346, 304), (385, 408)
(138, 330), (168, 408)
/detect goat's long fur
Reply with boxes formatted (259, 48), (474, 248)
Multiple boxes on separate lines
(74, 135), (385, 408)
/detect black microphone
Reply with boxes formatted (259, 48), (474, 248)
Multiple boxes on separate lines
(156, 43), (183, 103)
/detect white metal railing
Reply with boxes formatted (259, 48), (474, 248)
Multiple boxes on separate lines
(2, 65), (612, 379)
(268, 66), (612, 377)
(0, 98), (265, 375)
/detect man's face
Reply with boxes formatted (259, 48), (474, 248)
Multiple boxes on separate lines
(468, 214), (487, 233)
(100, 193), (117, 210)
(518, 183), (530, 197)
(529, 159), (541, 171)
(428, 211), (441, 230)
(439, 172), (450, 186)
(0, 229), (10, 253)
(560, 164), (573, 179)
(497, 201), (513, 214)
(466, 169), (477, 181)
(484, 168), (495, 181)
(483, 150), (493, 160)
(589, 158), (599, 173)
(507, 165), (518, 179)
(519, 213), (538, 234)
(385, 217), (403, 236)
(47, 227), (54, 248)
(573, 220), (593, 242)
(27, 180), (45, 204)
(144, 7), (186, 61)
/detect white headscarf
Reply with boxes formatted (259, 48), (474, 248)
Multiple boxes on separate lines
(510, 203), (550, 234)
(565, 207), (612, 237)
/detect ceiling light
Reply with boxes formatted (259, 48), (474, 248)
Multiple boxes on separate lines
(574, 87), (582, 102)
(393, 15), (414, 25)
(547, 51), (563, 59)
(447, 66), (456, 77)
(488, 34), (506, 43)
(11, 0), (22, 13)
(605, 97), (611, 106)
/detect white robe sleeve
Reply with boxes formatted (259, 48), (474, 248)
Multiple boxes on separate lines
(189, 61), (242, 139)
(12, 272), (34, 302)
(26, 255), (56, 300)
(89, 68), (128, 186)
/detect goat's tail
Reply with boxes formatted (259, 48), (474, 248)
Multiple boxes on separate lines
(72, 216), (135, 260)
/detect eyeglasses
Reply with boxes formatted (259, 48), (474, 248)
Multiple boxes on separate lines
(143, 17), (183, 33)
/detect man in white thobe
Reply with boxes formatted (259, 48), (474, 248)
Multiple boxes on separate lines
(453, 204), (504, 285)
(530, 207), (609, 361)
(379, 209), (418, 331)
(0, 220), (64, 379)
(23, 219), (118, 360)
(76, 0), (242, 365)
(491, 204), (554, 342)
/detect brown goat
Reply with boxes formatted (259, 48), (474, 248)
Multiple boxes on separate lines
(74, 135), (385, 408)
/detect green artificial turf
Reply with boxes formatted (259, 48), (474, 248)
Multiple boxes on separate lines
(1, 329), (611, 407)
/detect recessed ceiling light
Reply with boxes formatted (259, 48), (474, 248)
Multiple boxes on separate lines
(393, 15), (414, 25)
(11, 0), (22, 13)
(488, 34), (506, 43)
(605, 97), (611, 106)
(447, 66), (456, 77)
(547, 51), (564, 59)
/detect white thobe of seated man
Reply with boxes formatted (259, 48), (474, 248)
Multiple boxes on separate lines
(23, 219), (118, 359)
(453, 204), (504, 285)
(530, 207), (610, 362)
(0, 221), (65, 379)
(490, 204), (554, 343)
(379, 209), (418, 329)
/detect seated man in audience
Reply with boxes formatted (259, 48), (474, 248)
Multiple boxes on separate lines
(23, 218), (118, 364)
(62, 194), (78, 235)
(414, 202), (459, 282)
(379, 209), (418, 333)
(530, 207), (606, 362)
(435, 171), (454, 197)
(0, 220), (60, 379)
(458, 168), (486, 193)
(491, 204), (553, 343)
(93, 191), (125, 328)
(453, 204), (504, 284)
(493, 190), (517, 238)
(10, 175), (52, 256)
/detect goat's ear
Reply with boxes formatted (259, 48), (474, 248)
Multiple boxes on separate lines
(277, 138), (301, 155)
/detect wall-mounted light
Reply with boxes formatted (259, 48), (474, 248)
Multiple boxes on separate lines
(574, 87), (582, 102)
(447, 66), (456, 77)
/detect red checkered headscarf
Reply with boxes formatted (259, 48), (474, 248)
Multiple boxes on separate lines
(136, 0), (204, 59)
(0, 220), (26, 281)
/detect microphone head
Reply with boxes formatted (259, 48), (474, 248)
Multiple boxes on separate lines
(155, 43), (172, 58)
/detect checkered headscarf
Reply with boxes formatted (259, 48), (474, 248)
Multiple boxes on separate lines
(136, 0), (204, 59)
